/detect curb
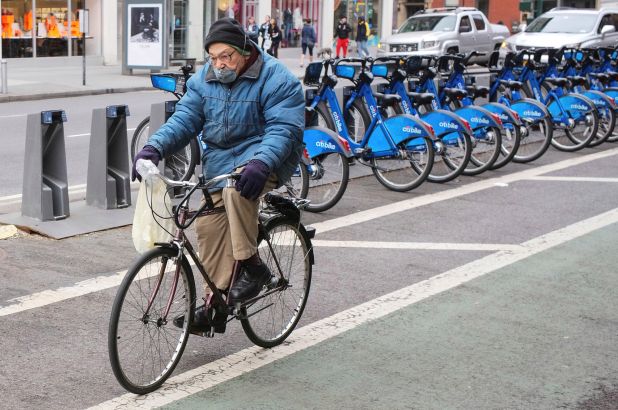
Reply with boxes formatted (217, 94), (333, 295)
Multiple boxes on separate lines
(0, 86), (155, 103)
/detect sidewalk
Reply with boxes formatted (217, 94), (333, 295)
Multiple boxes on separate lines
(0, 46), (345, 103)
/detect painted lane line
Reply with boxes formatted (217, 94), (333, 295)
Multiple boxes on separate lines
(309, 148), (618, 235)
(313, 240), (524, 252)
(0, 114), (27, 119)
(0, 182), (140, 207)
(1, 148), (617, 317)
(89, 207), (618, 409)
(526, 176), (618, 183)
(67, 127), (136, 139)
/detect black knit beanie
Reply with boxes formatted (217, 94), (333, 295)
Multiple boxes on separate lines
(204, 17), (250, 53)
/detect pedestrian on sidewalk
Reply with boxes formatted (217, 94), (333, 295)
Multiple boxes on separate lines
(300, 19), (316, 68)
(259, 15), (270, 50)
(335, 15), (352, 58)
(267, 18), (281, 58)
(356, 17), (370, 58)
(245, 16), (259, 44)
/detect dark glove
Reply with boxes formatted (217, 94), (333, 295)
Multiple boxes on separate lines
(236, 159), (270, 201)
(132, 145), (161, 182)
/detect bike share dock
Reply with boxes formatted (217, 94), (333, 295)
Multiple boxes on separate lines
(0, 106), (138, 239)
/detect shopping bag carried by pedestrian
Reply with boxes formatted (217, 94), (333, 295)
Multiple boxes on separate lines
(132, 160), (174, 254)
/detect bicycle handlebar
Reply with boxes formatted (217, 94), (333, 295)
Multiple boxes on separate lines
(136, 159), (239, 190)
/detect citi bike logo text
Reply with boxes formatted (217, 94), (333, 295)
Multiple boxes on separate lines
(471, 117), (489, 125)
(402, 126), (422, 134)
(523, 110), (542, 117)
(439, 121), (458, 130)
(369, 105), (378, 118)
(570, 104), (588, 111)
(316, 140), (336, 150)
(332, 111), (344, 132)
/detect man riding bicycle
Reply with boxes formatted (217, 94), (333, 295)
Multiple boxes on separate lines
(132, 17), (305, 333)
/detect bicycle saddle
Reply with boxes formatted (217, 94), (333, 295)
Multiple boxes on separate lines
(499, 79), (523, 90)
(566, 76), (587, 86)
(545, 77), (569, 88)
(466, 85), (489, 99)
(407, 92), (435, 105)
(373, 92), (402, 107)
(589, 73), (611, 83)
(443, 87), (468, 100)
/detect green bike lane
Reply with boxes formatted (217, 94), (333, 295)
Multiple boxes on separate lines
(161, 221), (618, 409)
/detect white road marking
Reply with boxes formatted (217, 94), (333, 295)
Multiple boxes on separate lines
(0, 114), (27, 119)
(309, 147), (618, 235)
(67, 127), (136, 139)
(313, 240), (523, 252)
(89, 207), (618, 409)
(526, 176), (618, 183)
(1, 148), (617, 317)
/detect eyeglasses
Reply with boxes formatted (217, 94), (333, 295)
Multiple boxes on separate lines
(206, 49), (236, 65)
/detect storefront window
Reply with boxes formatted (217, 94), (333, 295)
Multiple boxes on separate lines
(217, 0), (240, 21)
(36, 0), (69, 56)
(2, 0), (34, 57)
(272, 0), (318, 48)
(171, 0), (188, 58)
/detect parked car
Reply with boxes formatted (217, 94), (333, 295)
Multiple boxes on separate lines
(377, 7), (509, 65)
(503, 7), (618, 52)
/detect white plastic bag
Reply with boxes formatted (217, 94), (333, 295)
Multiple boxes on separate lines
(132, 160), (175, 253)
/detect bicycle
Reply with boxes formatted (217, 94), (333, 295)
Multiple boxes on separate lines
(131, 64), (200, 182)
(304, 58), (436, 192)
(108, 161), (315, 394)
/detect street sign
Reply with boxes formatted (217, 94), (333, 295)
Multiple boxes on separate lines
(78, 9), (90, 35)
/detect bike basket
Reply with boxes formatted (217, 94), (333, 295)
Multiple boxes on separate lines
(371, 64), (389, 78)
(335, 64), (358, 80)
(406, 56), (423, 74)
(303, 62), (323, 86)
(151, 73), (183, 94)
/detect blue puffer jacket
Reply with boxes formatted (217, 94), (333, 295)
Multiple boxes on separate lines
(148, 46), (305, 190)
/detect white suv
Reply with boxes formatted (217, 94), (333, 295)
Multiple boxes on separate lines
(504, 7), (618, 52)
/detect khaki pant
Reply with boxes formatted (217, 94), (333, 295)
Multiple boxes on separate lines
(195, 171), (277, 295)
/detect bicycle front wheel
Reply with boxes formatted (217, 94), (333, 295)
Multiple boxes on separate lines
(491, 122), (521, 170)
(303, 153), (349, 212)
(241, 218), (312, 348)
(513, 117), (553, 163)
(108, 247), (196, 394)
(371, 138), (434, 192)
(552, 107), (599, 152)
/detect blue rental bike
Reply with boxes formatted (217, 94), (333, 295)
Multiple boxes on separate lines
(304, 58), (436, 192)
(515, 48), (600, 152)
(487, 50), (554, 163)
(409, 54), (506, 176)
(359, 56), (475, 183)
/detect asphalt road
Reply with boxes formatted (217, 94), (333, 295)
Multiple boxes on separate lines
(0, 131), (617, 409)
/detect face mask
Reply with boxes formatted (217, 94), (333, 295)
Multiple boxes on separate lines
(213, 66), (237, 84)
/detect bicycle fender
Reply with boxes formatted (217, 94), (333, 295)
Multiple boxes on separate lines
(420, 109), (472, 137)
(509, 98), (550, 122)
(581, 90), (616, 110)
(303, 126), (353, 158)
(549, 93), (596, 119)
(482, 103), (523, 126)
(367, 114), (433, 155)
(454, 105), (504, 131)
(603, 88), (618, 106)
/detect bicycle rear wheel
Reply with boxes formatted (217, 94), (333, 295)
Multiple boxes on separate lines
(108, 247), (195, 394)
(303, 153), (349, 212)
(131, 116), (199, 181)
(241, 217), (312, 348)
(463, 126), (502, 176)
(371, 138), (434, 192)
(427, 131), (472, 183)
(491, 122), (521, 170)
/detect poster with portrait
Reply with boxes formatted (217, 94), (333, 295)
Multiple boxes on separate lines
(127, 3), (163, 67)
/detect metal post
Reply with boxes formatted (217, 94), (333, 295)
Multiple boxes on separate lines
(1, 60), (7, 94)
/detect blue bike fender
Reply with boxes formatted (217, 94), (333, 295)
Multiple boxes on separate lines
(582, 90), (616, 110)
(482, 103), (523, 126)
(548, 94), (596, 119)
(384, 114), (435, 143)
(420, 109), (471, 137)
(303, 127), (353, 158)
(603, 88), (618, 106)
(367, 114), (433, 155)
(454, 106), (504, 130)
(509, 98), (550, 122)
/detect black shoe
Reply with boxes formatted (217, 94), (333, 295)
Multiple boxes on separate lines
(173, 304), (227, 334)
(229, 261), (272, 302)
